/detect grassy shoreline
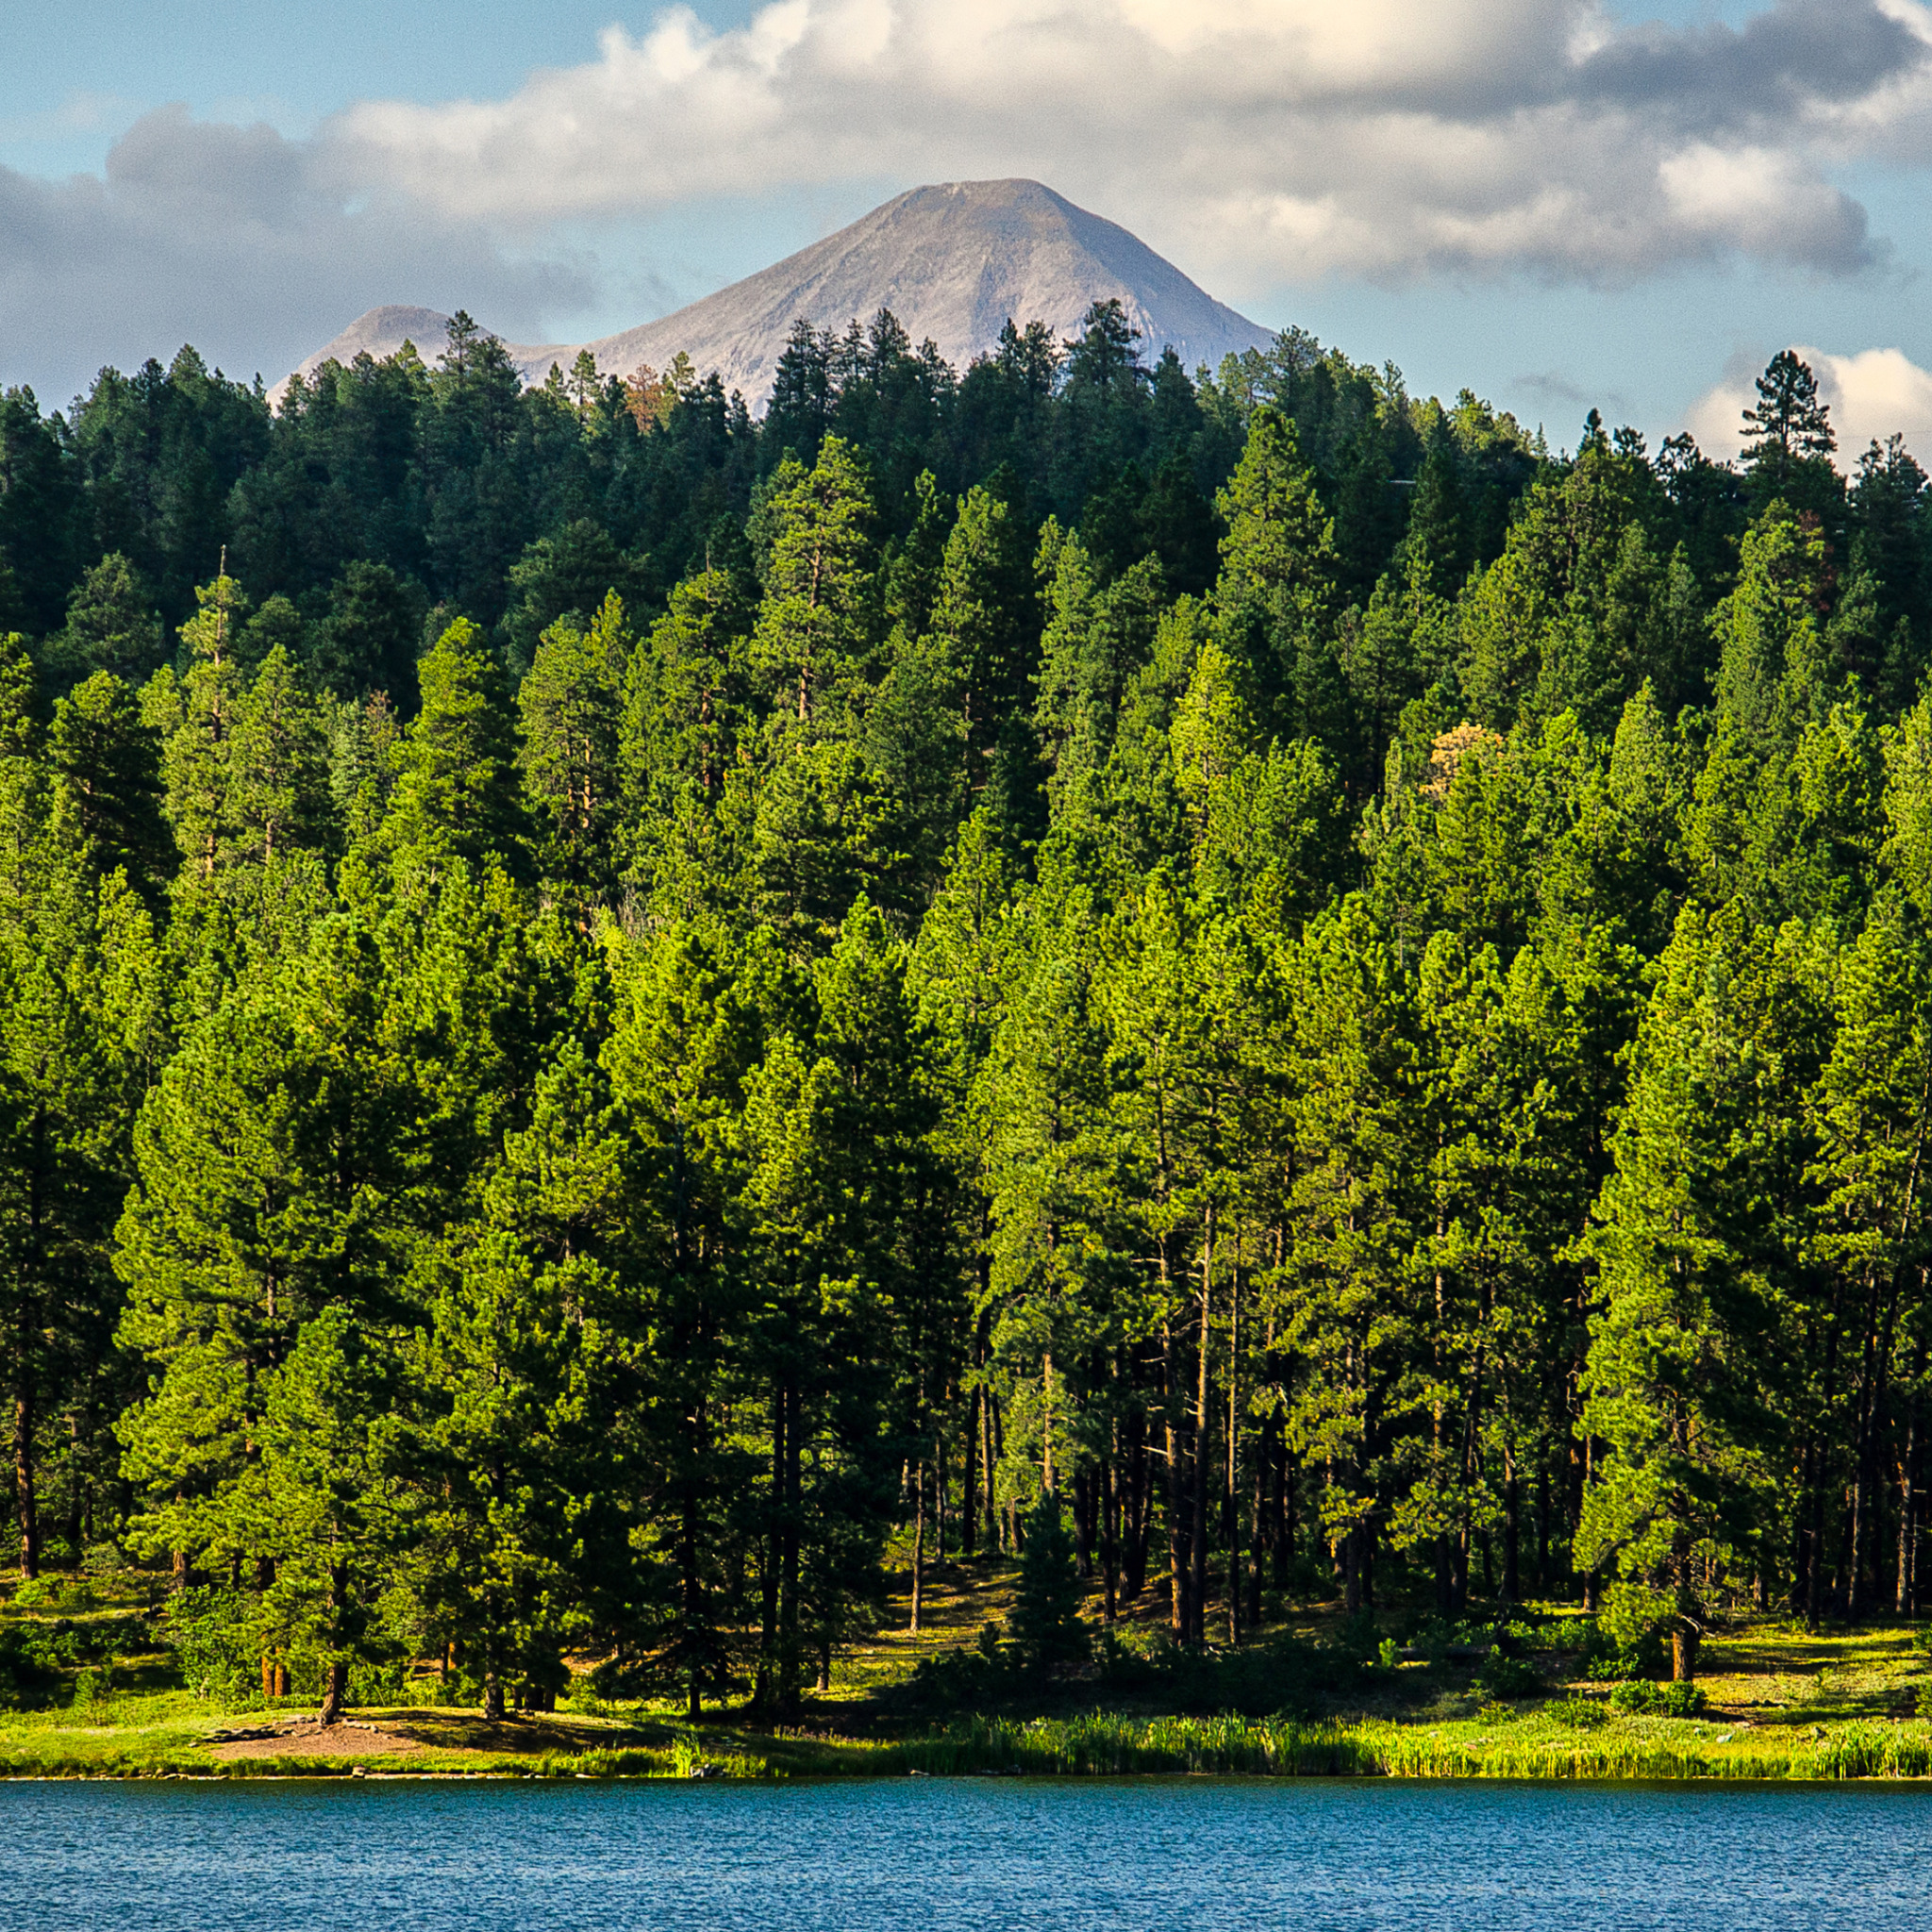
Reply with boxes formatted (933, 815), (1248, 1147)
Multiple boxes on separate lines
(7, 1707), (1932, 1783)
(10, 1563), (1932, 1783)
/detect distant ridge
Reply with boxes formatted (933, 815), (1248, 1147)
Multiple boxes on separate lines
(280, 179), (1275, 408)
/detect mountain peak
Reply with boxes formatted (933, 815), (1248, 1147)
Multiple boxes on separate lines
(283, 181), (1273, 408)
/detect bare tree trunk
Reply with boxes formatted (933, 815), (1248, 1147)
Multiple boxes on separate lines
(757, 1375), (785, 1710)
(909, 1460), (925, 1635)
(1226, 1260), (1241, 1647)
(780, 1381), (801, 1715)
(1165, 1319), (1189, 1640)
(1502, 1436), (1520, 1606)
(985, 1391), (1002, 1555)
(1671, 1624), (1700, 1684)
(1900, 1375), (1922, 1617)
(1191, 1301), (1211, 1646)
(12, 1390), (38, 1580)
(1101, 1433), (1120, 1626)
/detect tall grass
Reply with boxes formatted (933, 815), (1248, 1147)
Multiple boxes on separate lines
(874, 1712), (1932, 1782)
(4, 1708), (1930, 1781)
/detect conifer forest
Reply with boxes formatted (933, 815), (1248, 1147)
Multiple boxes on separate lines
(3, 303), (1931, 1720)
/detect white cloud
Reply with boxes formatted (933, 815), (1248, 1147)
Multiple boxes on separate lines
(1686, 343), (1932, 463)
(319, 0), (1925, 290)
(0, 108), (587, 408)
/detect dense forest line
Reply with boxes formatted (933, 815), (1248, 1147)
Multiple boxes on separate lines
(0, 300), (1927, 1718)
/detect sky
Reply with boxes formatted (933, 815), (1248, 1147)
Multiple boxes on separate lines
(7, 0), (1932, 458)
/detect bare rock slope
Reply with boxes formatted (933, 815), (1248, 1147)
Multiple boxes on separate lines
(284, 179), (1274, 408)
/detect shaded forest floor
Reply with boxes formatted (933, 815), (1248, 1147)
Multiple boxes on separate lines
(6, 1559), (1932, 1779)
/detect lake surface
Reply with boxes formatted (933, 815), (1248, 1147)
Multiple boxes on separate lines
(3, 1776), (1929, 1931)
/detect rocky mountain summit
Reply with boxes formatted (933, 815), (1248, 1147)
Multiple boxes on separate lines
(282, 179), (1273, 408)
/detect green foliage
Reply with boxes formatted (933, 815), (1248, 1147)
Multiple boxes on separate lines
(1544, 1695), (1610, 1728)
(1473, 1650), (1544, 1700)
(1608, 1678), (1707, 1718)
(164, 1588), (263, 1704)
(1010, 1497), (1089, 1672)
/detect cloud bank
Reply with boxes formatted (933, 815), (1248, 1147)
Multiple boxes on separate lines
(0, 108), (585, 407)
(6, 1), (1932, 404)
(327, 0), (1932, 288)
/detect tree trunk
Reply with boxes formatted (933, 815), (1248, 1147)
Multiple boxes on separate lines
(682, 1448), (704, 1720)
(1502, 1438), (1520, 1606)
(961, 1383), (980, 1559)
(780, 1381), (802, 1715)
(1122, 1397), (1147, 1603)
(757, 1375), (786, 1711)
(1041, 1350), (1055, 1495)
(1247, 1409), (1267, 1630)
(1226, 1262), (1241, 1647)
(1164, 1320), (1190, 1640)
(320, 1659), (348, 1725)
(1902, 1376), (1923, 1617)
(1190, 1273), (1212, 1646)
(985, 1391), (1002, 1555)
(909, 1460), (925, 1635)
(12, 1390), (38, 1580)
(1101, 1442), (1120, 1626)
(1671, 1624), (1700, 1684)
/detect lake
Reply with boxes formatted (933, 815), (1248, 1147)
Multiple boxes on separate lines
(3, 1776), (1928, 1930)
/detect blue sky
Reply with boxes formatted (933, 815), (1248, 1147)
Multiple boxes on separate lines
(5, 0), (1932, 457)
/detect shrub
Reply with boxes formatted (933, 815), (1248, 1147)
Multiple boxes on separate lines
(1544, 1696), (1609, 1728)
(11, 1575), (82, 1612)
(164, 1587), (262, 1703)
(1578, 1619), (1667, 1681)
(0, 1623), (69, 1708)
(1474, 1651), (1542, 1700)
(1608, 1677), (1707, 1718)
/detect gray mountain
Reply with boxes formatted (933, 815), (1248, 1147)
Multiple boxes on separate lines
(277, 305), (470, 397)
(281, 179), (1274, 408)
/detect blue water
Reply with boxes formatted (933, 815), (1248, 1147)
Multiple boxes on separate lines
(3, 1777), (1929, 1930)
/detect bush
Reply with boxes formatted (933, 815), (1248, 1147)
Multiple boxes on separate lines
(1544, 1695), (1609, 1728)
(1608, 1677), (1707, 1718)
(11, 1574), (87, 1612)
(1474, 1650), (1542, 1700)
(1579, 1619), (1668, 1681)
(0, 1622), (70, 1708)
(164, 1587), (262, 1703)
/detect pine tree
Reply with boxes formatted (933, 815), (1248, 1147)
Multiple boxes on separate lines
(519, 591), (632, 898)
(748, 438), (882, 731)
(1577, 907), (1826, 1672)
(380, 618), (525, 876)
(1741, 351), (1837, 478)
(1010, 1494), (1088, 1670)
(604, 925), (761, 1717)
